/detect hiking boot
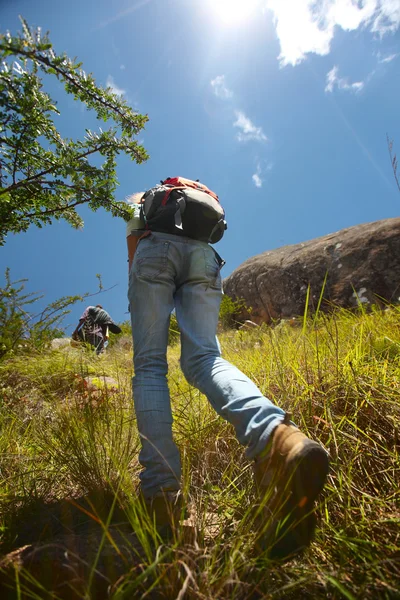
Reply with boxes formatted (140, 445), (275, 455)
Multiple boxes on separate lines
(254, 413), (329, 560)
(142, 490), (185, 538)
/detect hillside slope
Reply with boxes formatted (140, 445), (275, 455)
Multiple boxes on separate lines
(0, 307), (399, 599)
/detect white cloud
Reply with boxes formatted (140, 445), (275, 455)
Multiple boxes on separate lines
(106, 75), (126, 97)
(378, 52), (398, 62)
(252, 161), (273, 187)
(265, 0), (400, 66)
(253, 162), (263, 187)
(210, 75), (233, 99)
(233, 111), (268, 142)
(252, 172), (263, 187)
(371, 0), (400, 35)
(325, 65), (365, 93)
(120, 64), (126, 70)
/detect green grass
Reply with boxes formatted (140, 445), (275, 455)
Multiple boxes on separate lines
(0, 306), (399, 599)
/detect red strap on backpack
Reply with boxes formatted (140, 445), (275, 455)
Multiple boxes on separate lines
(161, 185), (187, 207)
(161, 177), (219, 206)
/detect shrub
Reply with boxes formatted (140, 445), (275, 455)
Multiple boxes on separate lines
(168, 312), (180, 345)
(0, 268), (84, 360)
(218, 293), (250, 330)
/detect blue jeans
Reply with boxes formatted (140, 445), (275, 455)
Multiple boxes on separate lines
(128, 232), (285, 498)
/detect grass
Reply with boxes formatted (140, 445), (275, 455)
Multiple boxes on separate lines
(0, 305), (399, 599)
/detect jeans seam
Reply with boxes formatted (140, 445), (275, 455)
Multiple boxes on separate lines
(136, 239), (169, 280)
(203, 248), (222, 290)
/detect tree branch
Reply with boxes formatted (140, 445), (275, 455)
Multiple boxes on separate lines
(25, 187), (128, 220)
(387, 135), (400, 193)
(12, 122), (30, 184)
(0, 143), (109, 196)
(26, 197), (89, 218)
(2, 44), (135, 127)
(0, 137), (56, 173)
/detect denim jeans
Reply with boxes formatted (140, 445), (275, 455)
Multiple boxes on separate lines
(128, 232), (285, 498)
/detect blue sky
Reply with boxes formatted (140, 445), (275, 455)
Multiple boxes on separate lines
(1, 0), (399, 332)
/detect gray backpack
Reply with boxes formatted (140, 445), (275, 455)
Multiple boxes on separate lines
(87, 307), (122, 334)
(140, 176), (227, 244)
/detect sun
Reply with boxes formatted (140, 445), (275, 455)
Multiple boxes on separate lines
(208, 0), (261, 26)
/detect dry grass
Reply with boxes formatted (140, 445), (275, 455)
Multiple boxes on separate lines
(0, 306), (399, 599)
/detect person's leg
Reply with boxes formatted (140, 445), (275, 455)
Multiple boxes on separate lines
(83, 332), (103, 354)
(175, 241), (328, 558)
(175, 242), (285, 459)
(94, 335), (105, 355)
(128, 235), (181, 499)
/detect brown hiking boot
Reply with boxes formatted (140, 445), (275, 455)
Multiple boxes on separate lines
(142, 490), (185, 538)
(254, 413), (329, 560)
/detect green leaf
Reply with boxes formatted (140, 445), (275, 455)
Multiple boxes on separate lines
(0, 18), (149, 244)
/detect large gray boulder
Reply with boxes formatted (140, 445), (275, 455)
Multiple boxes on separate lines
(223, 218), (400, 324)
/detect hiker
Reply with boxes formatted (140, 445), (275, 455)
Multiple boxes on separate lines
(126, 177), (329, 558)
(72, 304), (121, 355)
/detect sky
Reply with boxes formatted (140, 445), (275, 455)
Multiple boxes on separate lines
(1, 0), (400, 332)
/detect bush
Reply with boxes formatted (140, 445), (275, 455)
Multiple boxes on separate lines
(0, 268), (84, 360)
(107, 320), (132, 348)
(218, 293), (250, 330)
(168, 312), (180, 345)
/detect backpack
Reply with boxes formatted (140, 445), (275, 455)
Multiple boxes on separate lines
(87, 307), (122, 335)
(140, 177), (227, 244)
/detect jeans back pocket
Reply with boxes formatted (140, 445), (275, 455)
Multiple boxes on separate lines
(204, 247), (223, 290)
(135, 237), (170, 280)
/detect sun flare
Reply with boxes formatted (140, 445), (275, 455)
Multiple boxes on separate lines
(208, 0), (261, 26)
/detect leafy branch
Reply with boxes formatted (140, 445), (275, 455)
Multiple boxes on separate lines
(387, 135), (400, 194)
(0, 17), (149, 244)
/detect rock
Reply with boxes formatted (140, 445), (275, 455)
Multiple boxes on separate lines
(223, 218), (400, 325)
(84, 376), (119, 391)
(273, 317), (301, 331)
(238, 320), (259, 330)
(51, 337), (73, 350)
(67, 375), (120, 409)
